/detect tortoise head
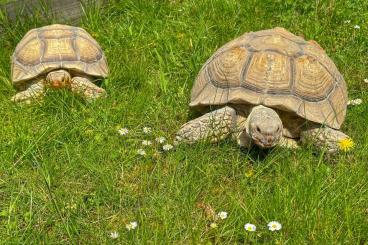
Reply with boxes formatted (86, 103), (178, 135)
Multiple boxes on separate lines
(248, 105), (283, 148)
(46, 70), (71, 88)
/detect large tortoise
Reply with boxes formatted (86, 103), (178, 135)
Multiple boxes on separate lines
(11, 24), (108, 103)
(176, 27), (351, 153)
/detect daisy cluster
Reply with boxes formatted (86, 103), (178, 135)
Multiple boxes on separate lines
(346, 79), (368, 106)
(208, 210), (282, 233)
(244, 221), (282, 232)
(109, 221), (138, 239)
(347, 98), (363, 106)
(346, 78), (367, 107)
(117, 126), (174, 157)
(343, 20), (362, 30)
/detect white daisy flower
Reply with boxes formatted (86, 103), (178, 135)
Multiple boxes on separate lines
(163, 144), (173, 151)
(110, 231), (119, 239)
(155, 137), (166, 143)
(344, 20), (351, 24)
(217, 211), (228, 220)
(137, 149), (146, 156)
(347, 98), (362, 106)
(143, 127), (151, 134)
(142, 140), (152, 146)
(126, 221), (138, 231)
(364, 78), (368, 84)
(244, 223), (256, 232)
(267, 221), (282, 231)
(118, 128), (129, 136)
(354, 25), (360, 29)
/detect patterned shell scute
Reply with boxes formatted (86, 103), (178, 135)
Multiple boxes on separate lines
(12, 24), (108, 84)
(190, 27), (347, 129)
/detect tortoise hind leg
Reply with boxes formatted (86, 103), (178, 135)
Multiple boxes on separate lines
(301, 126), (351, 153)
(11, 79), (45, 104)
(175, 106), (237, 144)
(70, 76), (106, 101)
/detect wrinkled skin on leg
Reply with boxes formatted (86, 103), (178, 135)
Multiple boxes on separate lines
(279, 136), (299, 149)
(11, 79), (45, 103)
(301, 126), (351, 153)
(175, 106), (237, 144)
(70, 76), (107, 101)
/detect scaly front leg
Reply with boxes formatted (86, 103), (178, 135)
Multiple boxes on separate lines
(175, 106), (237, 144)
(70, 76), (106, 101)
(11, 79), (45, 104)
(301, 126), (351, 153)
(279, 137), (299, 149)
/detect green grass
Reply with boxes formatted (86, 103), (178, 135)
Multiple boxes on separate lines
(0, 0), (368, 244)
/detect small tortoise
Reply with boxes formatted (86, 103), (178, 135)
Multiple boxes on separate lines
(11, 24), (108, 103)
(176, 27), (351, 153)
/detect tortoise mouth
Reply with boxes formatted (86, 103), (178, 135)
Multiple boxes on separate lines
(51, 80), (67, 88)
(253, 137), (278, 148)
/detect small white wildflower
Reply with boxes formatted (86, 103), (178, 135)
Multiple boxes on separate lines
(163, 144), (173, 151)
(143, 127), (151, 134)
(110, 231), (119, 239)
(126, 221), (138, 231)
(142, 140), (152, 146)
(217, 211), (228, 220)
(344, 20), (351, 24)
(364, 78), (368, 84)
(267, 221), (282, 231)
(210, 222), (218, 228)
(137, 149), (146, 156)
(155, 137), (166, 143)
(354, 25), (360, 29)
(347, 98), (362, 106)
(244, 223), (256, 232)
(118, 128), (129, 136)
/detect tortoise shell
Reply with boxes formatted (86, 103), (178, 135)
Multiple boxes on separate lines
(11, 24), (108, 86)
(190, 27), (347, 129)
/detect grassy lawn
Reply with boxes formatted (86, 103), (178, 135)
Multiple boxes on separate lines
(0, 0), (15, 4)
(0, 0), (367, 244)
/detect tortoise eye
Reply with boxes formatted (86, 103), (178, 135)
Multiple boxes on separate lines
(256, 126), (261, 133)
